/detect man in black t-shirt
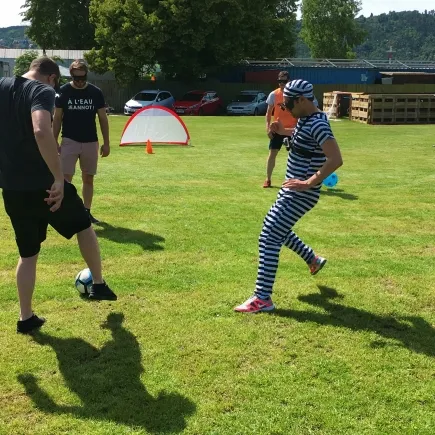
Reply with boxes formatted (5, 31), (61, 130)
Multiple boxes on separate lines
(53, 59), (110, 224)
(0, 57), (117, 334)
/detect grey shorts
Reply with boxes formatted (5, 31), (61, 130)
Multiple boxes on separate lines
(61, 137), (99, 176)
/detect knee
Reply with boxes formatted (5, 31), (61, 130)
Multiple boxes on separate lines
(259, 229), (283, 247)
(82, 174), (94, 185)
(268, 150), (279, 160)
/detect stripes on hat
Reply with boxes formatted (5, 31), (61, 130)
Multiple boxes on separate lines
(283, 79), (314, 99)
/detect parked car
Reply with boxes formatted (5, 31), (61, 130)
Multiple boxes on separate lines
(173, 90), (223, 115)
(226, 90), (268, 116)
(124, 90), (175, 115)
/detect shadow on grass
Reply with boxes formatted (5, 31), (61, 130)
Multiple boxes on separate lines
(320, 189), (358, 201)
(94, 222), (165, 251)
(273, 285), (435, 358)
(18, 313), (195, 433)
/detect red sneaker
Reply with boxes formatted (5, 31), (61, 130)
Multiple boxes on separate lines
(234, 296), (275, 313)
(263, 179), (271, 188)
(309, 255), (327, 275)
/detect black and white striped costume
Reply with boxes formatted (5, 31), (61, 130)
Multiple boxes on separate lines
(255, 80), (335, 299)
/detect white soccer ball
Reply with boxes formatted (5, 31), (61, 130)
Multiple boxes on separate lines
(75, 268), (93, 295)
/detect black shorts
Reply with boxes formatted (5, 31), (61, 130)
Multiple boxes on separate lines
(269, 133), (291, 150)
(2, 181), (91, 258)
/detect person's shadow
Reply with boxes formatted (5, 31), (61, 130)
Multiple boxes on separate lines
(273, 286), (435, 358)
(18, 313), (195, 433)
(320, 189), (358, 201)
(94, 222), (165, 251)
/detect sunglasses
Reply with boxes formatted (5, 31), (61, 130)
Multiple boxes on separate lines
(279, 97), (299, 111)
(278, 80), (288, 84)
(72, 74), (87, 82)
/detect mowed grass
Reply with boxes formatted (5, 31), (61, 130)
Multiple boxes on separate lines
(0, 115), (435, 435)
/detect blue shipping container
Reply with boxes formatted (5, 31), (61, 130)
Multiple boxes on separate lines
(287, 67), (378, 85)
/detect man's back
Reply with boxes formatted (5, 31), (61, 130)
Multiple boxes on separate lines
(0, 76), (55, 191)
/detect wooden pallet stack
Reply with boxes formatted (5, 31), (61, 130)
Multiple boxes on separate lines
(350, 94), (435, 124)
(322, 91), (357, 118)
(323, 92), (339, 117)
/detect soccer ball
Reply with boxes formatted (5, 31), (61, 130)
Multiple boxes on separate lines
(75, 268), (93, 295)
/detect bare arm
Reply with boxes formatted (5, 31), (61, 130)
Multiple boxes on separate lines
(32, 110), (63, 182)
(307, 138), (343, 186)
(52, 107), (63, 142)
(97, 108), (110, 157)
(97, 108), (110, 145)
(266, 104), (273, 132)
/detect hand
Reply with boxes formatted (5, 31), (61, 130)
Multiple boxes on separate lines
(45, 180), (64, 212)
(100, 143), (110, 157)
(270, 119), (285, 135)
(267, 129), (274, 139)
(282, 178), (312, 191)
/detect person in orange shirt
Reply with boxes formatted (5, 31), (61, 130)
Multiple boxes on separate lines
(263, 71), (298, 188)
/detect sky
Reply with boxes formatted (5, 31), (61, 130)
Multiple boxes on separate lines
(0, 0), (433, 28)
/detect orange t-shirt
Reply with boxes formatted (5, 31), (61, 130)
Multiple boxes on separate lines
(272, 88), (298, 129)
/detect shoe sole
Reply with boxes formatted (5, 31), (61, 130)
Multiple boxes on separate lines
(88, 295), (117, 301)
(311, 259), (327, 276)
(234, 304), (275, 313)
(17, 322), (46, 334)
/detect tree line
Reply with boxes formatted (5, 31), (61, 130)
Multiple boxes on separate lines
(3, 2), (434, 83)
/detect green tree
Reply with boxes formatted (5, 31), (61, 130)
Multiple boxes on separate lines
(86, 0), (297, 83)
(13, 50), (63, 77)
(21, 0), (95, 50)
(301, 0), (365, 58)
(13, 50), (40, 76)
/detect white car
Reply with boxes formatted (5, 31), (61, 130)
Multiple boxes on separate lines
(124, 90), (175, 115)
(226, 90), (268, 116)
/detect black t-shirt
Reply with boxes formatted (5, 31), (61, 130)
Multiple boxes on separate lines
(0, 76), (55, 191)
(55, 83), (105, 142)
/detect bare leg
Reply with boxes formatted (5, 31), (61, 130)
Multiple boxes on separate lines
(76, 227), (104, 284)
(82, 173), (94, 210)
(266, 149), (279, 181)
(16, 254), (39, 320)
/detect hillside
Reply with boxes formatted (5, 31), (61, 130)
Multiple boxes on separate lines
(0, 26), (31, 48)
(355, 10), (435, 60)
(2, 10), (435, 60)
(296, 10), (435, 60)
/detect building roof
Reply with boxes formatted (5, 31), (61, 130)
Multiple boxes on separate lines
(242, 58), (435, 70)
(0, 48), (85, 60)
(380, 71), (435, 76)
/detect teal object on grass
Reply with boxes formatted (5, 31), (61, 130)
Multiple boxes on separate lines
(323, 173), (338, 188)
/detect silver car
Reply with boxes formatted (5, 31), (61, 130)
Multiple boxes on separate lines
(124, 90), (175, 115)
(226, 90), (268, 116)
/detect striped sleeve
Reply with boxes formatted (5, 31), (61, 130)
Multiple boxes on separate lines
(310, 118), (335, 146)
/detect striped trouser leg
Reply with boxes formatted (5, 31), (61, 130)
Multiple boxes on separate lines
(255, 190), (320, 299)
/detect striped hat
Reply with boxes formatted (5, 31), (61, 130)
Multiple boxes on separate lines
(283, 79), (314, 99)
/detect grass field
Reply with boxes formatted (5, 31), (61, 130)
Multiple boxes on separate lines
(0, 116), (434, 435)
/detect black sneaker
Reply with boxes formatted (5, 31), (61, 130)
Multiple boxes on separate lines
(89, 213), (100, 224)
(88, 282), (117, 301)
(17, 314), (46, 334)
